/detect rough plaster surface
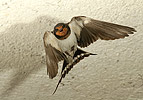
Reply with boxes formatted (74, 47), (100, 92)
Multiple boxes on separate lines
(0, 0), (143, 100)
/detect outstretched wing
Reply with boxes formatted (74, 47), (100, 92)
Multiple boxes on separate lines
(68, 16), (136, 48)
(43, 31), (67, 79)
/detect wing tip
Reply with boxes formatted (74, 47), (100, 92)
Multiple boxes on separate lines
(128, 27), (137, 33)
(47, 67), (58, 79)
(132, 28), (137, 32)
(48, 73), (57, 79)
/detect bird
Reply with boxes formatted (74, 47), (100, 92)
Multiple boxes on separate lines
(43, 16), (136, 94)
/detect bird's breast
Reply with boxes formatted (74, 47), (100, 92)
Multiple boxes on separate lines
(57, 31), (77, 57)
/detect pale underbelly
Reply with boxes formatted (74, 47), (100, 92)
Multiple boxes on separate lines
(57, 32), (77, 61)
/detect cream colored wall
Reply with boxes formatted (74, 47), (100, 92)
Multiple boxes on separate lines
(0, 0), (143, 100)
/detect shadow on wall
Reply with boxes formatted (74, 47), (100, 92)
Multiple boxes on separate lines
(0, 16), (61, 96)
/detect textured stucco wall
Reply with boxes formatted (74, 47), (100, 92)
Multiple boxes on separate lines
(0, 0), (143, 100)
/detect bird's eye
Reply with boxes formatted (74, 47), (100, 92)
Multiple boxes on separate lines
(55, 29), (58, 31)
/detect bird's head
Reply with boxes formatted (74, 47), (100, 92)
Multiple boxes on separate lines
(52, 23), (70, 40)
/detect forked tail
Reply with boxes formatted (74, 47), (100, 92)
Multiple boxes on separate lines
(52, 48), (97, 94)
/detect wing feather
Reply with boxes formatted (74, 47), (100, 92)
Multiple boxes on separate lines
(43, 31), (67, 79)
(68, 16), (136, 48)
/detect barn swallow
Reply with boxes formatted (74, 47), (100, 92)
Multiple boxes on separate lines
(43, 16), (136, 94)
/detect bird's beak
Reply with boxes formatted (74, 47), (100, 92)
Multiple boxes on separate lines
(59, 28), (63, 32)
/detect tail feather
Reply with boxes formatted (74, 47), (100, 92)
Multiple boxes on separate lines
(52, 48), (97, 94)
(74, 48), (96, 58)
